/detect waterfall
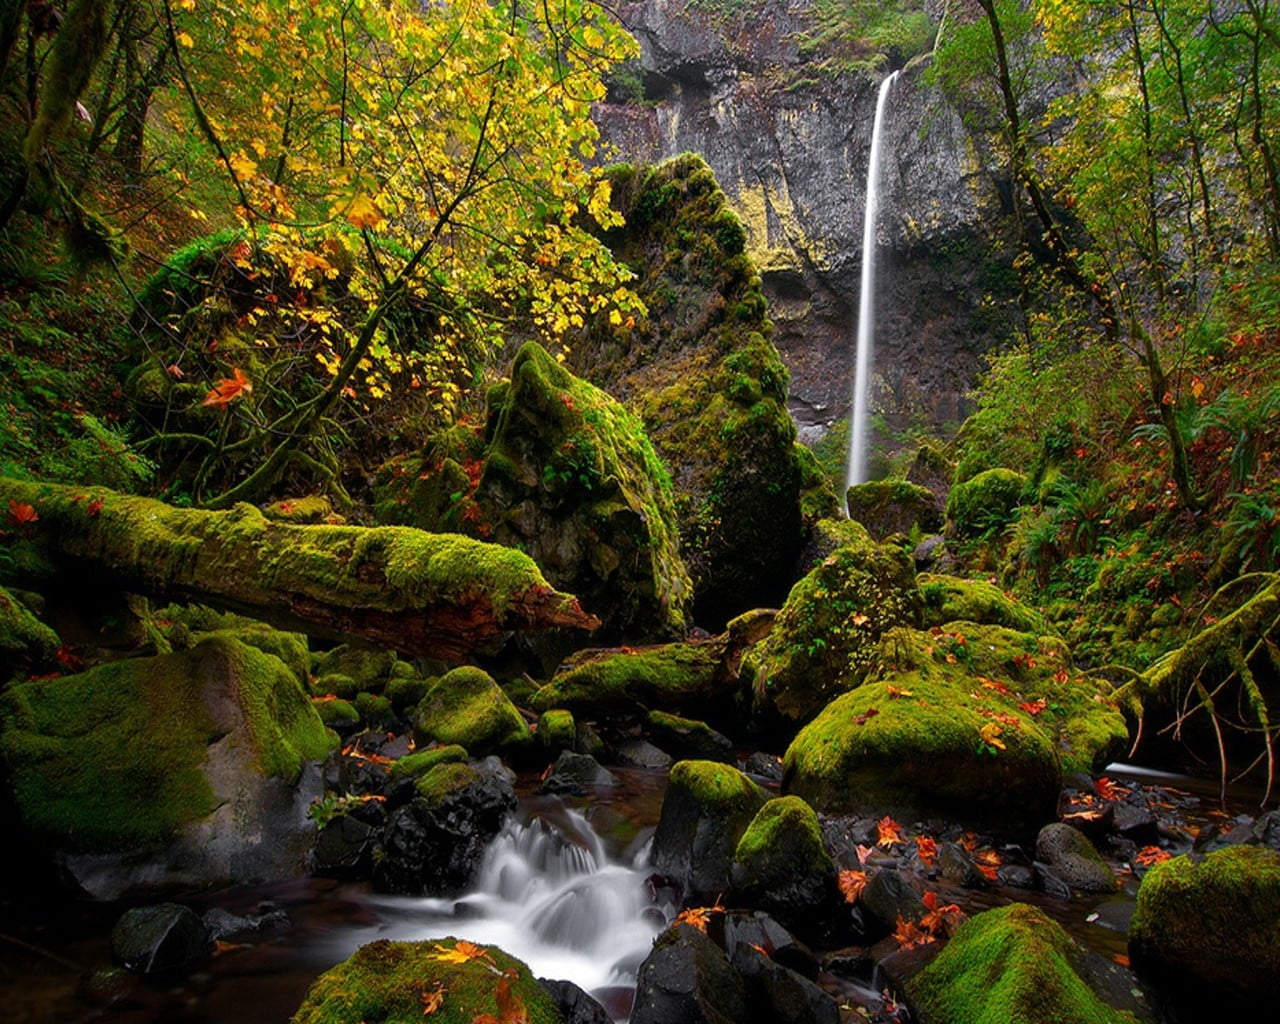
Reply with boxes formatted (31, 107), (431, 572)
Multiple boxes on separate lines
(846, 70), (899, 493)
(348, 807), (665, 1019)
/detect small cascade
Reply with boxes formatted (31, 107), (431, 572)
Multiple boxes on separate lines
(353, 807), (664, 1017)
(846, 70), (899, 494)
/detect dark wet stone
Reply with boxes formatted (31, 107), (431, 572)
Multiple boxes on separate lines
(201, 905), (288, 942)
(1252, 810), (1280, 851)
(539, 751), (618, 795)
(311, 811), (380, 878)
(538, 978), (613, 1024)
(742, 752), (784, 782)
(1036, 823), (1117, 892)
(614, 738), (674, 770)
(997, 864), (1037, 889)
(937, 841), (987, 888)
(722, 910), (819, 981)
(111, 903), (210, 977)
(1112, 801), (1159, 844)
(1034, 864), (1073, 900)
(860, 868), (925, 935)
(728, 943), (840, 1024)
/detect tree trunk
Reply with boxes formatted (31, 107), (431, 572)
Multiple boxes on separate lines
(0, 477), (600, 660)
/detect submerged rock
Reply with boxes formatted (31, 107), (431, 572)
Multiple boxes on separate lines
(292, 937), (563, 1024)
(652, 760), (770, 900)
(1035, 824), (1117, 894)
(1129, 845), (1280, 1011)
(905, 903), (1139, 1024)
(0, 635), (335, 898)
(111, 903), (210, 977)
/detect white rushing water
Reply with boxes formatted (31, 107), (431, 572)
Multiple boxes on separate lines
(846, 70), (899, 492)
(344, 807), (664, 1016)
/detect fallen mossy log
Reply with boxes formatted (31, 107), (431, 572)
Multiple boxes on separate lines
(1117, 573), (1280, 804)
(0, 478), (599, 660)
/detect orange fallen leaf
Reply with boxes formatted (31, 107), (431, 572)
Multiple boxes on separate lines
(838, 869), (869, 904)
(980, 678), (1012, 696)
(675, 901), (722, 933)
(431, 940), (494, 967)
(1019, 698), (1047, 716)
(203, 368), (252, 409)
(854, 843), (875, 866)
(877, 815), (905, 846)
(851, 613), (870, 626)
(1094, 777), (1123, 802)
(420, 982), (446, 1015)
(472, 974), (528, 1024)
(1134, 846), (1171, 867)
(885, 684), (914, 698)
(892, 915), (933, 950)
(915, 837), (938, 865)
(919, 890), (965, 936)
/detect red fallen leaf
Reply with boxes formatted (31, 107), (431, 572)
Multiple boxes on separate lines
(877, 815), (905, 847)
(853, 707), (879, 725)
(1134, 846), (1171, 867)
(979, 677), (1012, 696)
(959, 832), (980, 853)
(1013, 653), (1037, 669)
(838, 869), (869, 903)
(1019, 698), (1047, 716)
(854, 843), (875, 866)
(1094, 777), (1123, 802)
(166, 363), (185, 379)
(85, 497), (104, 517)
(1053, 668), (1070, 684)
(749, 942), (771, 958)
(915, 837), (938, 865)
(203, 368), (252, 409)
(976, 862), (999, 882)
(473, 974), (528, 1024)
(6, 499), (38, 527)
(919, 890), (965, 936)
(55, 645), (84, 672)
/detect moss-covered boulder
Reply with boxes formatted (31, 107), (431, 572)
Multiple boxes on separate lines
(946, 468), (1027, 538)
(782, 624), (1128, 827)
(652, 760), (771, 900)
(413, 666), (530, 756)
(377, 341), (690, 643)
(0, 634), (336, 897)
(795, 516), (874, 574)
(0, 584), (59, 680)
(311, 643), (397, 695)
(647, 709), (734, 761)
(387, 745), (468, 781)
(918, 574), (1050, 634)
(1129, 845), (1280, 1007)
(571, 155), (811, 625)
(745, 535), (922, 723)
(291, 938), (562, 1024)
(532, 633), (743, 716)
(536, 708), (576, 752)
(845, 479), (942, 540)
(906, 903), (1135, 1024)
(729, 795), (836, 929)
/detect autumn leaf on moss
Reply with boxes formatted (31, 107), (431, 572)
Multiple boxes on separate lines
(420, 982), (447, 1015)
(472, 975), (528, 1024)
(203, 368), (253, 409)
(885, 684), (913, 698)
(979, 678), (1012, 696)
(877, 816), (904, 846)
(978, 722), (1006, 751)
(1019, 698), (1047, 716)
(838, 869), (869, 904)
(431, 940), (495, 968)
(6, 499), (38, 527)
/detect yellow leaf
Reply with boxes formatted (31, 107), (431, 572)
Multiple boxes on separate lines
(176, 31), (194, 48)
(430, 940), (493, 966)
(979, 722), (1007, 750)
(346, 193), (383, 230)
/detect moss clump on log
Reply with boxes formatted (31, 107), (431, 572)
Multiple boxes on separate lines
(0, 477), (598, 661)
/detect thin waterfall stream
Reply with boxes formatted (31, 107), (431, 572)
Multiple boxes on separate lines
(846, 70), (899, 493)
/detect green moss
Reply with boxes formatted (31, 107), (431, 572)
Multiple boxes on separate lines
(203, 626), (311, 687)
(386, 674), (434, 714)
(354, 692), (396, 731)
(733, 794), (832, 876)
(263, 496), (336, 524)
(413, 761), (482, 805)
(313, 697), (360, 729)
(311, 644), (397, 693)
(746, 538), (922, 722)
(414, 666), (530, 755)
(290, 938), (563, 1024)
(0, 635), (333, 852)
(672, 758), (767, 808)
(647, 709), (720, 746)
(918, 574), (1050, 634)
(387, 745), (468, 780)
(0, 583), (59, 676)
(846, 478), (941, 538)
(537, 709), (576, 750)
(531, 640), (729, 714)
(313, 673), (359, 700)
(1129, 846), (1280, 994)
(782, 621), (1127, 822)
(946, 468), (1027, 538)
(907, 904), (1134, 1024)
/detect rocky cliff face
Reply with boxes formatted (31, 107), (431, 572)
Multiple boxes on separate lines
(595, 1), (1016, 463)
